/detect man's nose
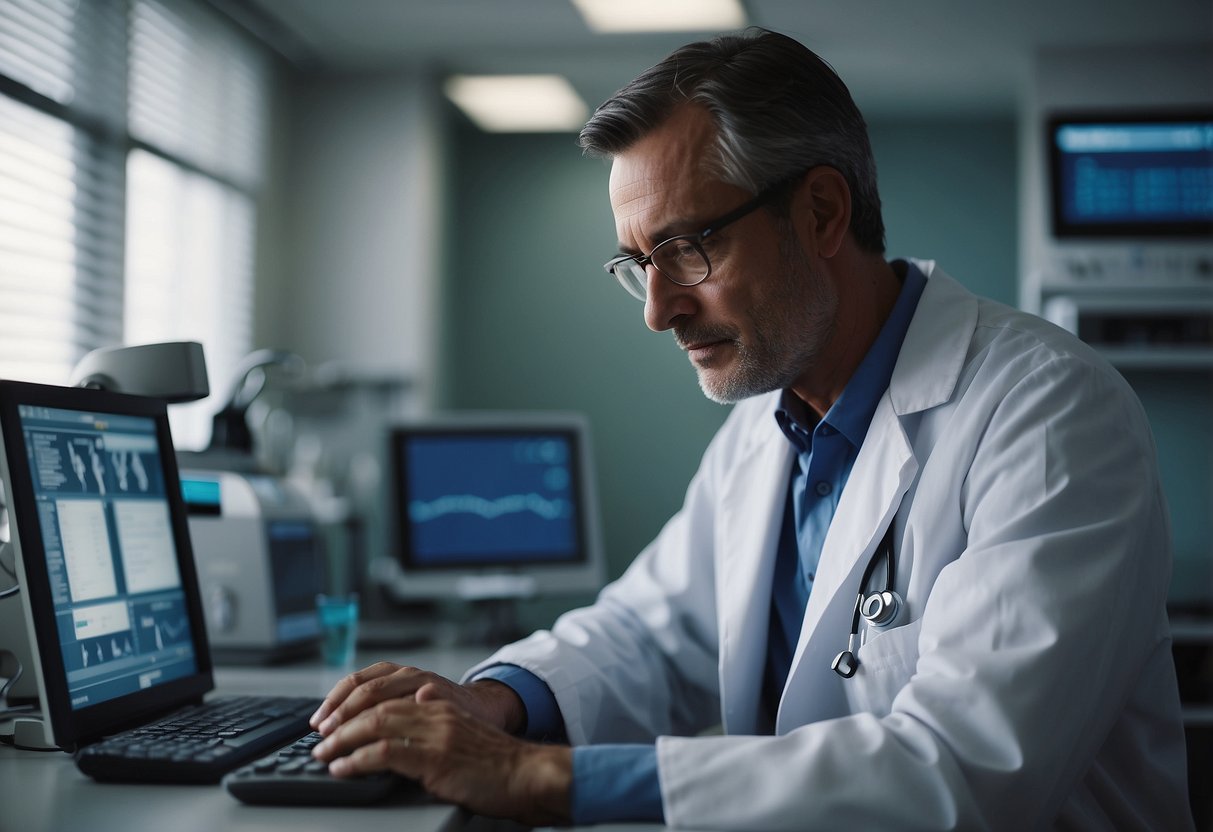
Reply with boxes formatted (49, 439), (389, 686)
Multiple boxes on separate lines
(643, 266), (697, 332)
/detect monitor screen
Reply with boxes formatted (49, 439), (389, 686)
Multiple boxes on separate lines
(385, 414), (605, 599)
(0, 381), (212, 748)
(1048, 111), (1213, 238)
(17, 404), (198, 708)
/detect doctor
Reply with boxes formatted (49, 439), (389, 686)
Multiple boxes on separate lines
(310, 29), (1193, 830)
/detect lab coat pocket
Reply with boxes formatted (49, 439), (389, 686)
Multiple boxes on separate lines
(844, 618), (924, 717)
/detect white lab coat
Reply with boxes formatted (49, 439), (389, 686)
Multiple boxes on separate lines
(467, 262), (1193, 831)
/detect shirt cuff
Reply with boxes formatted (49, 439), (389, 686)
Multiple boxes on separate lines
(470, 664), (567, 743)
(572, 745), (665, 825)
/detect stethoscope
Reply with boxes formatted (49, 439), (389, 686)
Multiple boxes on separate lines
(831, 519), (905, 678)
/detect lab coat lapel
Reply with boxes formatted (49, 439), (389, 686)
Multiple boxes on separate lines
(775, 396), (917, 731)
(774, 260), (978, 731)
(808, 398), (916, 630)
(717, 412), (792, 736)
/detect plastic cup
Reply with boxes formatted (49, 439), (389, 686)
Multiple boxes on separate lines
(316, 593), (359, 669)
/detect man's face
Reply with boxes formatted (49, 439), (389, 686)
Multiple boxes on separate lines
(608, 105), (837, 404)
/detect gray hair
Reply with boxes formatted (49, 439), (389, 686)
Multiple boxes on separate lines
(579, 28), (886, 254)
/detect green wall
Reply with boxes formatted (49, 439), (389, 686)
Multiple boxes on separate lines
(868, 118), (1019, 304)
(438, 125), (732, 623)
(438, 116), (1024, 626)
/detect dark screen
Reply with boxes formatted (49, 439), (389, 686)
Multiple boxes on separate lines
(1051, 115), (1213, 237)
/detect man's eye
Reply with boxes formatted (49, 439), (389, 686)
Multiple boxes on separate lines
(664, 240), (699, 261)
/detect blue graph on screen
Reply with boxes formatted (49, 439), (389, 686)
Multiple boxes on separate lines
(410, 492), (568, 522)
(405, 435), (578, 565)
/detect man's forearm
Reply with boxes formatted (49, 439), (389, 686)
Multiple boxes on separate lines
(464, 678), (528, 734)
(512, 743), (574, 826)
(465, 665), (569, 742)
(467, 669), (664, 824)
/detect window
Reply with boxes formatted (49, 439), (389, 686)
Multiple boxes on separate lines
(0, 0), (271, 449)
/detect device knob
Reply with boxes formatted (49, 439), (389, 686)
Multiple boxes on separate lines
(207, 585), (237, 633)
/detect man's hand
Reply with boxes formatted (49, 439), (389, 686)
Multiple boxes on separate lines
(309, 662), (526, 736)
(312, 696), (572, 826)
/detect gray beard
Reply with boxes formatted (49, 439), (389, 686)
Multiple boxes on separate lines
(692, 237), (837, 404)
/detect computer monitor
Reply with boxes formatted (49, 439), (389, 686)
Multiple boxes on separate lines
(1047, 110), (1213, 239)
(0, 380), (214, 749)
(379, 412), (606, 601)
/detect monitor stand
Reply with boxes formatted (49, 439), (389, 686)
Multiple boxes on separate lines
(0, 579), (57, 750)
(454, 576), (536, 646)
(370, 563), (539, 648)
(453, 575), (537, 603)
(460, 598), (526, 646)
(0, 581), (39, 703)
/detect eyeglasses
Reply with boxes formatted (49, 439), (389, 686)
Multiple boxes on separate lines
(602, 178), (794, 302)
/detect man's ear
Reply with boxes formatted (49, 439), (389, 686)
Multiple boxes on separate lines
(789, 166), (851, 259)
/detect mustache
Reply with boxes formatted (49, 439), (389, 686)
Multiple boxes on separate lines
(674, 324), (738, 350)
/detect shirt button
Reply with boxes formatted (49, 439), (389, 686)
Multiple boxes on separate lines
(819, 425), (834, 436)
(815, 481), (832, 497)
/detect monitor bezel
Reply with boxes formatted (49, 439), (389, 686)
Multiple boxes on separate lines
(1047, 108), (1213, 240)
(0, 380), (214, 750)
(384, 412), (606, 599)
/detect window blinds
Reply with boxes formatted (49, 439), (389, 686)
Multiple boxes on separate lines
(125, 0), (268, 448)
(129, 0), (268, 190)
(0, 0), (270, 448)
(0, 0), (128, 383)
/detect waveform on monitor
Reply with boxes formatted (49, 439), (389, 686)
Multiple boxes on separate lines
(151, 617), (189, 650)
(409, 493), (567, 523)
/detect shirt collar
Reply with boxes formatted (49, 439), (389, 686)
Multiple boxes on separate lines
(773, 389), (817, 453)
(775, 260), (927, 451)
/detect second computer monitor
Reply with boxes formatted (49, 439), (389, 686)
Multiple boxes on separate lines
(384, 413), (605, 601)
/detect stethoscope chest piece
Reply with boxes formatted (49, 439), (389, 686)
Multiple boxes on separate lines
(861, 589), (903, 628)
(832, 519), (904, 679)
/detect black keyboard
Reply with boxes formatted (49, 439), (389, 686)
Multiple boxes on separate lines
(224, 732), (411, 805)
(75, 695), (322, 784)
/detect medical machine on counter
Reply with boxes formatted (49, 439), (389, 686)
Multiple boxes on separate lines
(181, 470), (324, 662)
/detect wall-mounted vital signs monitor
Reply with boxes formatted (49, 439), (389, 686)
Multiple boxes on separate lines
(381, 413), (606, 601)
(1048, 110), (1213, 239)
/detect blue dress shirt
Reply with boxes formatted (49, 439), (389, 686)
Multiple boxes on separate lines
(476, 261), (927, 824)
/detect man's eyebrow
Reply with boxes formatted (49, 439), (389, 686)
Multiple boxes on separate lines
(615, 217), (703, 257)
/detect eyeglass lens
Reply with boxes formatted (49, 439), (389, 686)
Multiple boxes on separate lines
(613, 237), (710, 301)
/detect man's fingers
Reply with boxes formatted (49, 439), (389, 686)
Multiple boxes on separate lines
(314, 698), (419, 761)
(309, 662), (404, 730)
(310, 696), (570, 825)
(328, 737), (416, 778)
(312, 664), (514, 739)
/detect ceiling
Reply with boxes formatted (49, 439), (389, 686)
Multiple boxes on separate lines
(241, 0), (1212, 117)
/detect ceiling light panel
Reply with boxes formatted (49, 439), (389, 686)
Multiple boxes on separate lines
(571, 0), (746, 33)
(444, 74), (589, 133)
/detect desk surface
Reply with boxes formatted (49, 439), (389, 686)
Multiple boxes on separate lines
(0, 647), (489, 832)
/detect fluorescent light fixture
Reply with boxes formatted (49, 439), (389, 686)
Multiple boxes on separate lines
(444, 74), (589, 133)
(571, 0), (746, 32)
